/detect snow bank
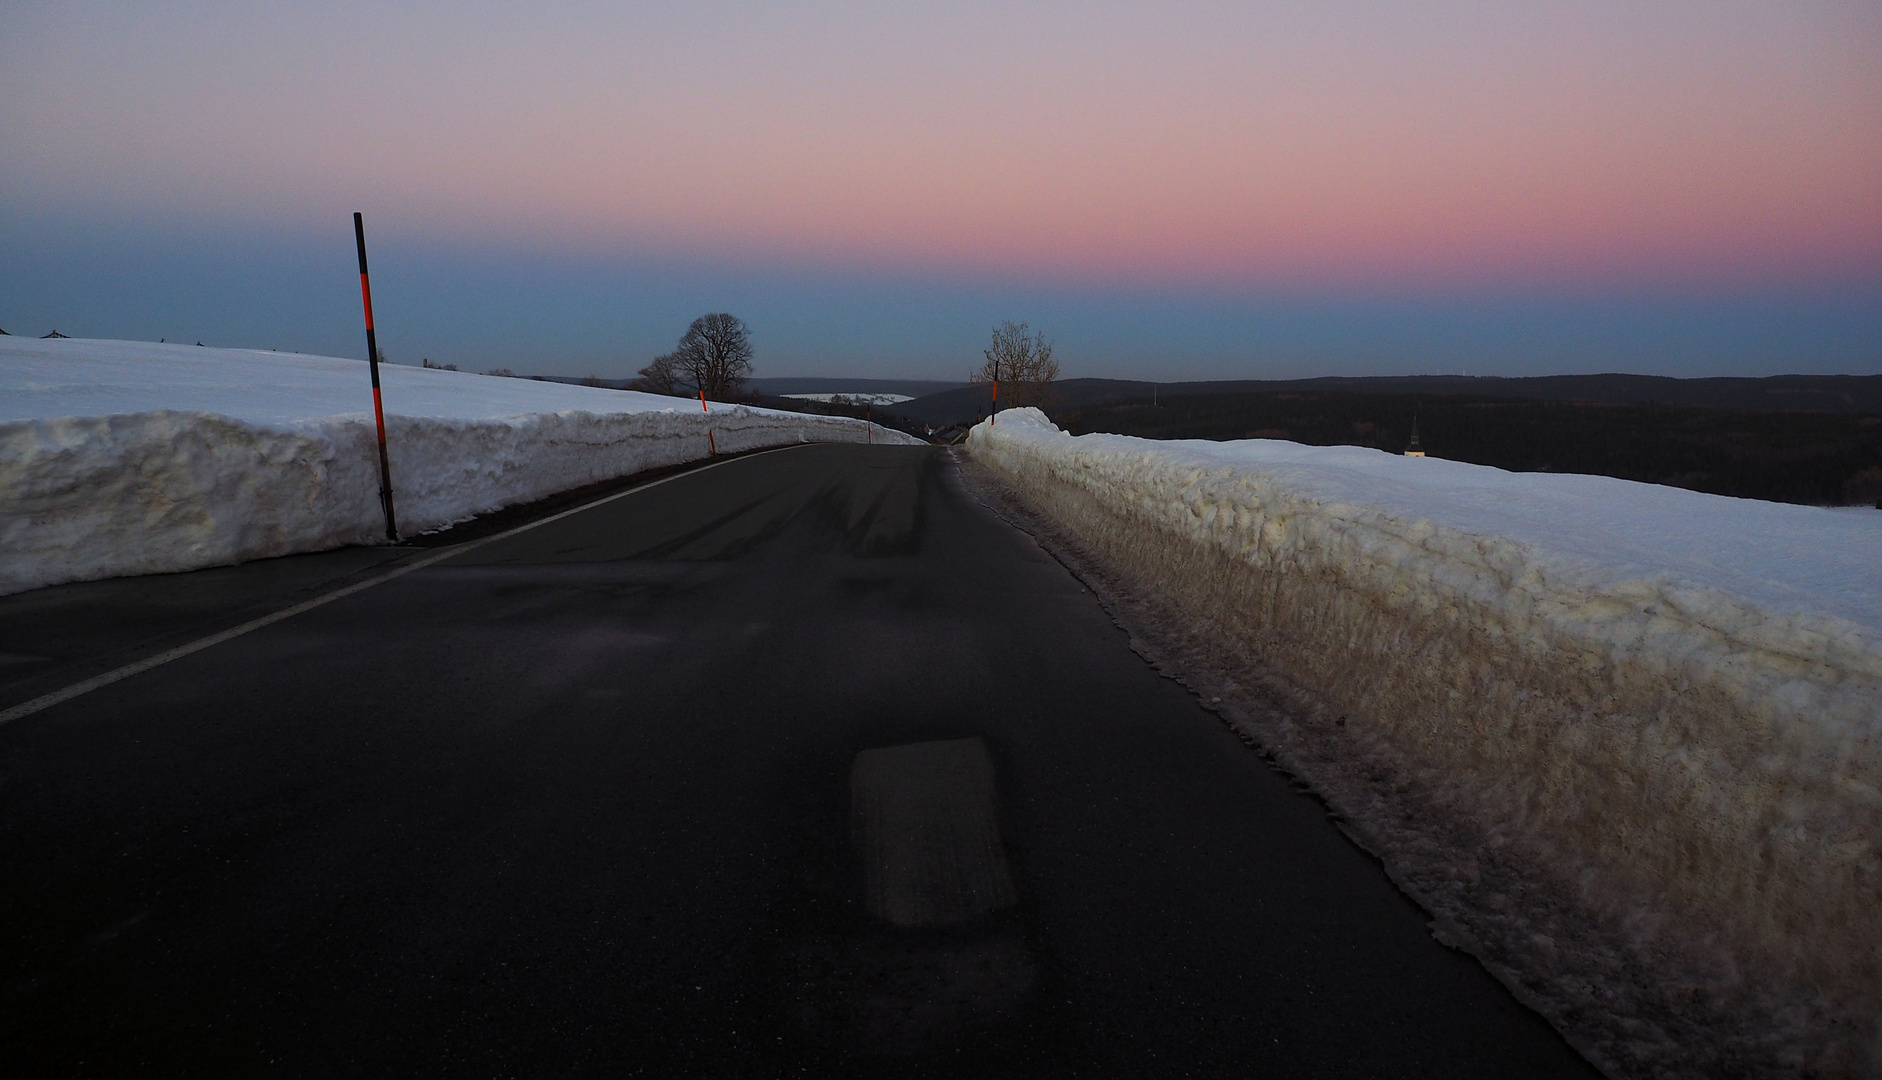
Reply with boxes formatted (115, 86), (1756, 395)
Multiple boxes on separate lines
(1, 338), (920, 595)
(969, 408), (1882, 1052)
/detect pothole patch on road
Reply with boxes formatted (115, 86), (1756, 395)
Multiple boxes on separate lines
(780, 737), (1039, 1057)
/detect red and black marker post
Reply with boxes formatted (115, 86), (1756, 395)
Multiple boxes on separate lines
(353, 212), (399, 541)
(990, 358), (999, 426)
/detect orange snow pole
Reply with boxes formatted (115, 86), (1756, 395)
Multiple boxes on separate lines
(700, 387), (715, 454)
(353, 212), (398, 541)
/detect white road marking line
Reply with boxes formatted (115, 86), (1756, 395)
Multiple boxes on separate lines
(0, 444), (806, 727)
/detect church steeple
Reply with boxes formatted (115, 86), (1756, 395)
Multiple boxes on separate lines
(1404, 415), (1425, 457)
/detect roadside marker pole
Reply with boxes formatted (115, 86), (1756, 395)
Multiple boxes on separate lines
(353, 212), (399, 541)
(990, 359), (999, 426)
(700, 387), (716, 455)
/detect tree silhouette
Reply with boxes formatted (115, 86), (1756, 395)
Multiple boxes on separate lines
(971, 321), (1058, 410)
(635, 352), (681, 396)
(671, 313), (754, 399)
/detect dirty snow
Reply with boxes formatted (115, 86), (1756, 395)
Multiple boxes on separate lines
(968, 407), (1882, 1073)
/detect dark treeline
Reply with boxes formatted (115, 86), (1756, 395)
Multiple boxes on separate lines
(1057, 391), (1882, 507)
(887, 373), (1882, 427)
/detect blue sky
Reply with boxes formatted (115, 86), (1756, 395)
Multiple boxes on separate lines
(4, 214), (1875, 381)
(3, 1), (1877, 381)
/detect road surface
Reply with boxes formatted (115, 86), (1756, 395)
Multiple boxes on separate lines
(0, 443), (1597, 1077)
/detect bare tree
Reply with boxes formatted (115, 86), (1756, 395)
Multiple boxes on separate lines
(634, 352), (681, 395)
(671, 313), (754, 399)
(970, 321), (1058, 411)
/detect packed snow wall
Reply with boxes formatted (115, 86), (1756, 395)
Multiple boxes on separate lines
(967, 409), (1882, 1049)
(1, 339), (920, 596)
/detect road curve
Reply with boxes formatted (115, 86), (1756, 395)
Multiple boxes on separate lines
(0, 443), (1598, 1077)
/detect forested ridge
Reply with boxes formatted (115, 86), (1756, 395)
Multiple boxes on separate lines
(1056, 391), (1882, 507)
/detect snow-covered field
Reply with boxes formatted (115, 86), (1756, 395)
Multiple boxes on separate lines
(1, 338), (920, 595)
(781, 392), (914, 405)
(968, 408), (1882, 1066)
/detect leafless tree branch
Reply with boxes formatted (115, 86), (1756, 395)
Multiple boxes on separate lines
(970, 320), (1059, 410)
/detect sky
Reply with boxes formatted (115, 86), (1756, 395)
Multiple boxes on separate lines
(2, 0), (1878, 381)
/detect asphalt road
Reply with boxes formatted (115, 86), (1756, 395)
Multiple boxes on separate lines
(0, 443), (1599, 1077)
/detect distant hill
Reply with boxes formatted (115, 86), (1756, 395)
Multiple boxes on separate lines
(1048, 385), (1882, 507)
(525, 374), (638, 389)
(526, 375), (970, 398)
(745, 377), (969, 397)
(889, 378), (1150, 424)
(887, 373), (1882, 425)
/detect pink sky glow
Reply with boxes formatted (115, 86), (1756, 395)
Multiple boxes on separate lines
(4, 0), (1879, 292)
